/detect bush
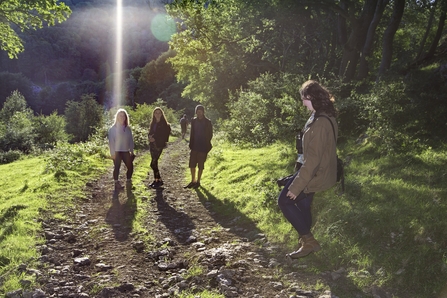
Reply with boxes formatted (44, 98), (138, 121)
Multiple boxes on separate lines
(0, 111), (35, 152)
(131, 124), (150, 150)
(65, 94), (103, 143)
(357, 80), (423, 152)
(0, 90), (33, 122)
(0, 150), (22, 164)
(32, 112), (69, 149)
(222, 73), (309, 146)
(127, 101), (179, 129)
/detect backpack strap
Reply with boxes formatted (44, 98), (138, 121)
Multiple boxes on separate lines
(315, 114), (336, 142)
(316, 115), (345, 193)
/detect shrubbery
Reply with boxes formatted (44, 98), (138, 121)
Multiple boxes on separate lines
(221, 73), (310, 146)
(65, 94), (103, 143)
(0, 150), (22, 164)
(0, 91), (69, 161)
(33, 112), (69, 150)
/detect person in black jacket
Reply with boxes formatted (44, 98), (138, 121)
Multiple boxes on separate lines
(148, 107), (171, 189)
(184, 105), (213, 189)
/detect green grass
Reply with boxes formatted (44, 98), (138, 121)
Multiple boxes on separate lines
(0, 139), (159, 295)
(2, 135), (447, 297)
(0, 153), (109, 294)
(200, 139), (447, 297)
(178, 290), (225, 298)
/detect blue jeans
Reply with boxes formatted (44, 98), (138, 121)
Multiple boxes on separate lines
(277, 172), (314, 236)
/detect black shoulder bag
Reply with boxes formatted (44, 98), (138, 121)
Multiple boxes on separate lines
(316, 115), (345, 193)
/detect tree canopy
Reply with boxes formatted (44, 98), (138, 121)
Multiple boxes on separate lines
(0, 0), (71, 58)
(167, 0), (447, 109)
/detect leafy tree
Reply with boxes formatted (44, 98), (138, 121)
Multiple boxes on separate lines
(167, 0), (268, 116)
(222, 73), (310, 145)
(0, 90), (38, 153)
(136, 50), (176, 105)
(0, 90), (33, 122)
(0, 0), (71, 58)
(0, 111), (35, 152)
(65, 94), (103, 142)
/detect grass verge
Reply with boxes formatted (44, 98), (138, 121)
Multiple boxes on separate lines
(200, 139), (447, 297)
(0, 150), (109, 295)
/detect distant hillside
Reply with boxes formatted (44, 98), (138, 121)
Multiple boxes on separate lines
(0, 0), (171, 113)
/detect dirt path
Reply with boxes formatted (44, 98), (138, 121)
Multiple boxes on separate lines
(35, 138), (330, 298)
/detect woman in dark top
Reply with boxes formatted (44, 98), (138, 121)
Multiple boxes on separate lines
(148, 107), (171, 189)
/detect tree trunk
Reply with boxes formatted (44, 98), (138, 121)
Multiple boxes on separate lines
(338, 0), (378, 81)
(425, 8), (446, 59)
(377, 0), (405, 79)
(416, 1), (437, 61)
(358, 0), (389, 79)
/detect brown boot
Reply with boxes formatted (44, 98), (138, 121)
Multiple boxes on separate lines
(287, 233), (321, 259)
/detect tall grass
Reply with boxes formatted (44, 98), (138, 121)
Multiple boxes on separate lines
(200, 138), (447, 297)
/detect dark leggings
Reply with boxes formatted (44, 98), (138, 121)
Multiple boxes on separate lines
(150, 148), (163, 179)
(277, 172), (314, 236)
(113, 151), (133, 180)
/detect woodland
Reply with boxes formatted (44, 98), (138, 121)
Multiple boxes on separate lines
(0, 0), (446, 153)
(1, 1), (447, 297)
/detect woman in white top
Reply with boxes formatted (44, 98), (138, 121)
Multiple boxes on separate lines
(108, 108), (135, 189)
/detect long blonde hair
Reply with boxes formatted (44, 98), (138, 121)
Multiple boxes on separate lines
(113, 108), (130, 127)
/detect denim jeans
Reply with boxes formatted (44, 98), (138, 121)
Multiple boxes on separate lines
(277, 172), (314, 236)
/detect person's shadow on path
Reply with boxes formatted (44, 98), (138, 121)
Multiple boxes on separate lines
(105, 185), (137, 241)
(195, 186), (262, 240)
(153, 187), (196, 244)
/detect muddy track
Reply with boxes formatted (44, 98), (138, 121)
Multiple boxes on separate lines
(35, 138), (330, 298)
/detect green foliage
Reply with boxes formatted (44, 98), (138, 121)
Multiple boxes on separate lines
(0, 152), (109, 295)
(136, 50), (176, 105)
(45, 138), (107, 174)
(32, 112), (68, 149)
(221, 73), (309, 145)
(202, 139), (447, 297)
(167, 0), (266, 115)
(352, 76), (447, 152)
(0, 150), (22, 164)
(65, 94), (103, 143)
(0, 90), (32, 121)
(0, 91), (68, 155)
(126, 102), (179, 128)
(0, 111), (35, 153)
(0, 0), (71, 58)
(131, 124), (150, 150)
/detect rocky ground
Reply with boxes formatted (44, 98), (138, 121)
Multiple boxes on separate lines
(7, 138), (374, 298)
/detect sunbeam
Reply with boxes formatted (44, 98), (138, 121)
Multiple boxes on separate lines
(113, 0), (123, 107)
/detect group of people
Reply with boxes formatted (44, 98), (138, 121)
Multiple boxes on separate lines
(107, 80), (338, 261)
(107, 104), (213, 191)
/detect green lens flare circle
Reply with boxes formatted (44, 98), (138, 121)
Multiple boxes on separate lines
(151, 14), (176, 42)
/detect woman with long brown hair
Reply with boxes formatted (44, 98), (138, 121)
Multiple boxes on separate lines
(148, 107), (171, 189)
(278, 80), (338, 259)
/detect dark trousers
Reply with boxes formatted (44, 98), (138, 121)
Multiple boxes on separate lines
(150, 148), (163, 179)
(277, 172), (314, 236)
(113, 151), (133, 181)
